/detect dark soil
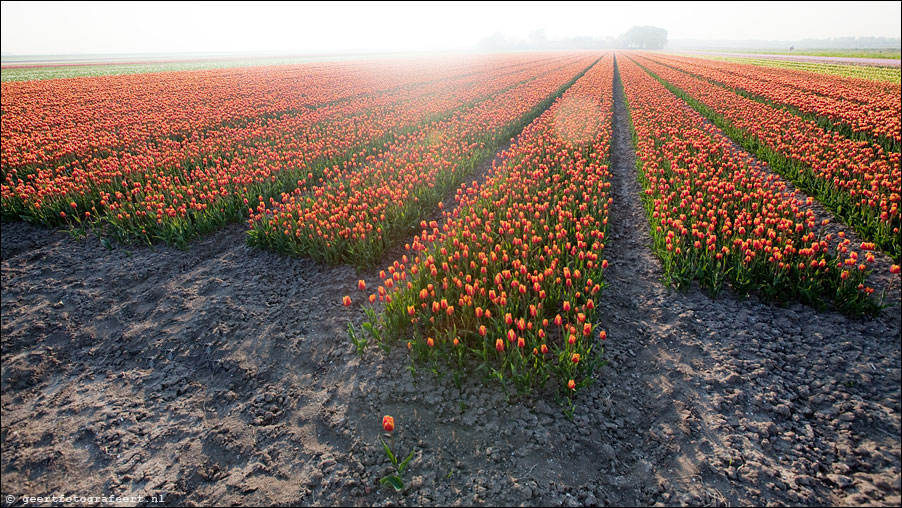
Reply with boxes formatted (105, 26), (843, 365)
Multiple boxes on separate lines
(1, 58), (899, 507)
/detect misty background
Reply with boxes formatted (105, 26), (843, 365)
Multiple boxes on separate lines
(477, 29), (900, 51)
(1, 1), (900, 59)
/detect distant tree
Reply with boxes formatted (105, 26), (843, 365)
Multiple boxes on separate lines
(528, 29), (548, 48)
(477, 32), (508, 51)
(620, 26), (668, 49)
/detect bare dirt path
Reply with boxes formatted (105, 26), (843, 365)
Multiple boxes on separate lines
(1, 56), (900, 507)
(592, 55), (902, 506)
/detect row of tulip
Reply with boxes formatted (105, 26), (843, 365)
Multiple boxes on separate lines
(2, 55), (586, 246)
(245, 56), (600, 267)
(348, 54), (615, 401)
(646, 54), (900, 151)
(672, 55), (900, 110)
(701, 56), (901, 84)
(629, 54), (901, 262)
(619, 55), (881, 314)
(1, 54), (550, 172)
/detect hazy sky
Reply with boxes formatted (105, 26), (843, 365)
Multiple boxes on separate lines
(1, 1), (900, 55)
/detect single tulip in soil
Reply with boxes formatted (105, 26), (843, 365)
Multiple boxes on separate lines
(379, 415), (415, 491)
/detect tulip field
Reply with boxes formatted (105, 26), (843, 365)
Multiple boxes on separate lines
(245, 55), (598, 266)
(652, 54), (900, 149)
(2, 53), (596, 247)
(357, 53), (615, 402)
(689, 54), (902, 84)
(618, 55), (882, 314)
(628, 54), (901, 261)
(2, 50), (900, 401)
